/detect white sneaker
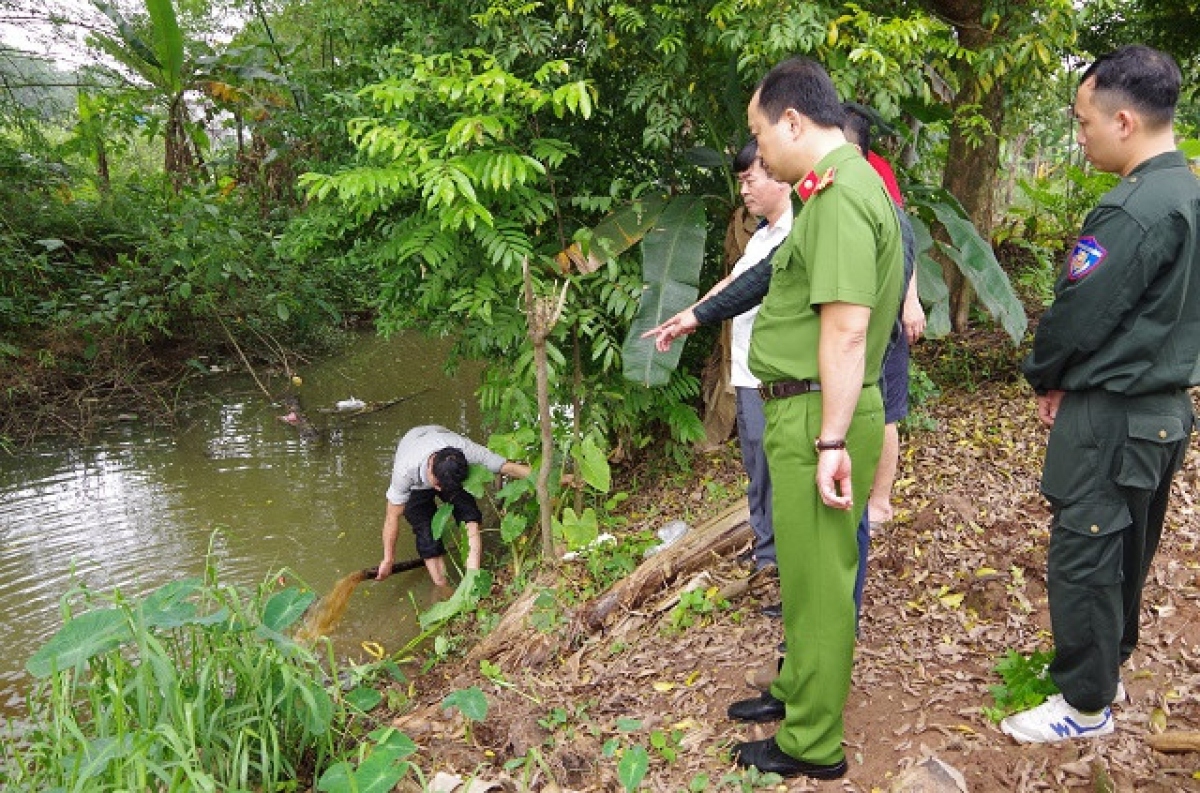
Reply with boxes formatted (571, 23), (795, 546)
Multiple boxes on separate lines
(1000, 694), (1114, 743)
(1113, 680), (1126, 704)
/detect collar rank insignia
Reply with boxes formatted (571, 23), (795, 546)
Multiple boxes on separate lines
(1067, 235), (1107, 281)
(795, 167), (836, 201)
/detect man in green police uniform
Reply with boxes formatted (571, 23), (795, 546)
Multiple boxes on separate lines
(1001, 45), (1200, 743)
(723, 57), (903, 780)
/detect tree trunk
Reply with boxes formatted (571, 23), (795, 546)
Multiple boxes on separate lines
(934, 0), (1007, 332)
(522, 260), (567, 561)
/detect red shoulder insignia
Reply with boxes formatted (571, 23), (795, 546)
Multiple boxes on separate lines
(795, 167), (837, 201)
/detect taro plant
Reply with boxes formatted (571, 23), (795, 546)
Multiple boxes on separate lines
(1, 559), (355, 792)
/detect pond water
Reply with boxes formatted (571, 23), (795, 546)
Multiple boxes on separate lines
(0, 331), (486, 717)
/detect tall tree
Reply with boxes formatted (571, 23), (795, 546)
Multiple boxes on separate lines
(921, 0), (1074, 330)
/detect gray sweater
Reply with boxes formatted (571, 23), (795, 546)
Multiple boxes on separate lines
(385, 425), (506, 505)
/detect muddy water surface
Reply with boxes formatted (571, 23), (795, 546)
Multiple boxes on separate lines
(0, 332), (484, 715)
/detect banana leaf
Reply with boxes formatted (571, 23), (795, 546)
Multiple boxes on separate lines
(929, 201), (1028, 344)
(909, 215), (950, 339)
(145, 0), (185, 93)
(556, 194), (667, 274)
(622, 195), (707, 386)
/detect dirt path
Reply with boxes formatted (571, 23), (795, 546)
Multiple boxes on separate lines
(382, 381), (1200, 791)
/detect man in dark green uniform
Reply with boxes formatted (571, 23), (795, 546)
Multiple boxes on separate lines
(1002, 44), (1200, 743)
(720, 57), (903, 780)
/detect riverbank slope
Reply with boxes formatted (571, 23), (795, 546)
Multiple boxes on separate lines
(378, 373), (1200, 791)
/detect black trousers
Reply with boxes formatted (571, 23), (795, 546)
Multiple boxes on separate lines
(405, 487), (484, 560)
(1041, 389), (1194, 712)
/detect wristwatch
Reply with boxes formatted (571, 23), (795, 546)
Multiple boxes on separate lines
(814, 438), (846, 451)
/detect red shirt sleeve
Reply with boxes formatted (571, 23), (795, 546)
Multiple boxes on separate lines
(868, 151), (904, 207)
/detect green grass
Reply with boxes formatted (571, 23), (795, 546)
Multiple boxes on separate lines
(0, 558), (355, 792)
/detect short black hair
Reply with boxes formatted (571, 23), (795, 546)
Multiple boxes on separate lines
(430, 447), (469, 491)
(733, 139), (759, 174)
(841, 103), (873, 153)
(755, 57), (844, 129)
(1081, 45), (1181, 129)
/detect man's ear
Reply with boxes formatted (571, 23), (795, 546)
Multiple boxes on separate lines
(783, 107), (805, 141)
(1115, 108), (1137, 139)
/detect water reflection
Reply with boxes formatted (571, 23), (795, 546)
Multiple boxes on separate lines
(0, 331), (484, 716)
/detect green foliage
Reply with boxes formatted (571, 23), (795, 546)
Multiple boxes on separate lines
(554, 506), (601, 551)
(528, 589), (567, 634)
(997, 163), (1120, 310)
(901, 362), (941, 434)
(908, 188), (1028, 344)
(719, 765), (785, 790)
(2, 563), (357, 792)
(316, 727), (417, 793)
(571, 436), (612, 493)
(442, 686), (489, 722)
(418, 569), (493, 630)
(983, 649), (1059, 722)
(617, 744), (650, 791)
(621, 195), (707, 387)
(666, 586), (729, 634)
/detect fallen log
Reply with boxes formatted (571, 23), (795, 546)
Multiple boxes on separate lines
(1147, 731), (1200, 753)
(575, 500), (751, 632)
(464, 501), (752, 668)
(315, 388), (431, 416)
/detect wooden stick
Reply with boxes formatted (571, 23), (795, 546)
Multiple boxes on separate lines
(1147, 731), (1200, 754)
(360, 558), (426, 578)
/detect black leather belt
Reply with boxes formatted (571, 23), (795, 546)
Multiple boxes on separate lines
(758, 380), (821, 401)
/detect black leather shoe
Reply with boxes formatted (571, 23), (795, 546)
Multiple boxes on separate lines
(727, 691), (785, 722)
(759, 602), (782, 618)
(733, 737), (847, 780)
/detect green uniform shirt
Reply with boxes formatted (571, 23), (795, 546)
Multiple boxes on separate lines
(748, 144), (903, 385)
(1023, 151), (1200, 395)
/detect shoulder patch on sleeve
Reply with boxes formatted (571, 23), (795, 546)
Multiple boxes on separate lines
(795, 167), (836, 201)
(1067, 236), (1107, 281)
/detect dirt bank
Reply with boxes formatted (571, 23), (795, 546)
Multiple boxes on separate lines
(374, 379), (1200, 791)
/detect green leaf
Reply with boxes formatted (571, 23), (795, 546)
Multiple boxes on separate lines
(26, 608), (131, 678)
(463, 463), (492, 498)
(139, 577), (201, 628)
(584, 195), (668, 268)
(618, 744), (650, 791)
(317, 730), (415, 793)
(92, 0), (160, 69)
(554, 506), (599, 550)
(419, 569), (491, 629)
(929, 202), (1027, 344)
(262, 587), (317, 632)
(144, 0), (185, 91)
(500, 512), (528, 543)
(442, 686), (489, 722)
(1179, 138), (1200, 160)
(346, 686), (384, 713)
(571, 436), (611, 493)
(431, 502), (456, 541)
(292, 676), (334, 736)
(495, 476), (534, 504)
(622, 195), (706, 386)
(909, 215), (950, 339)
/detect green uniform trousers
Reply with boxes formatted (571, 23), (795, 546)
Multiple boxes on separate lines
(1042, 389), (1194, 712)
(766, 386), (883, 765)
